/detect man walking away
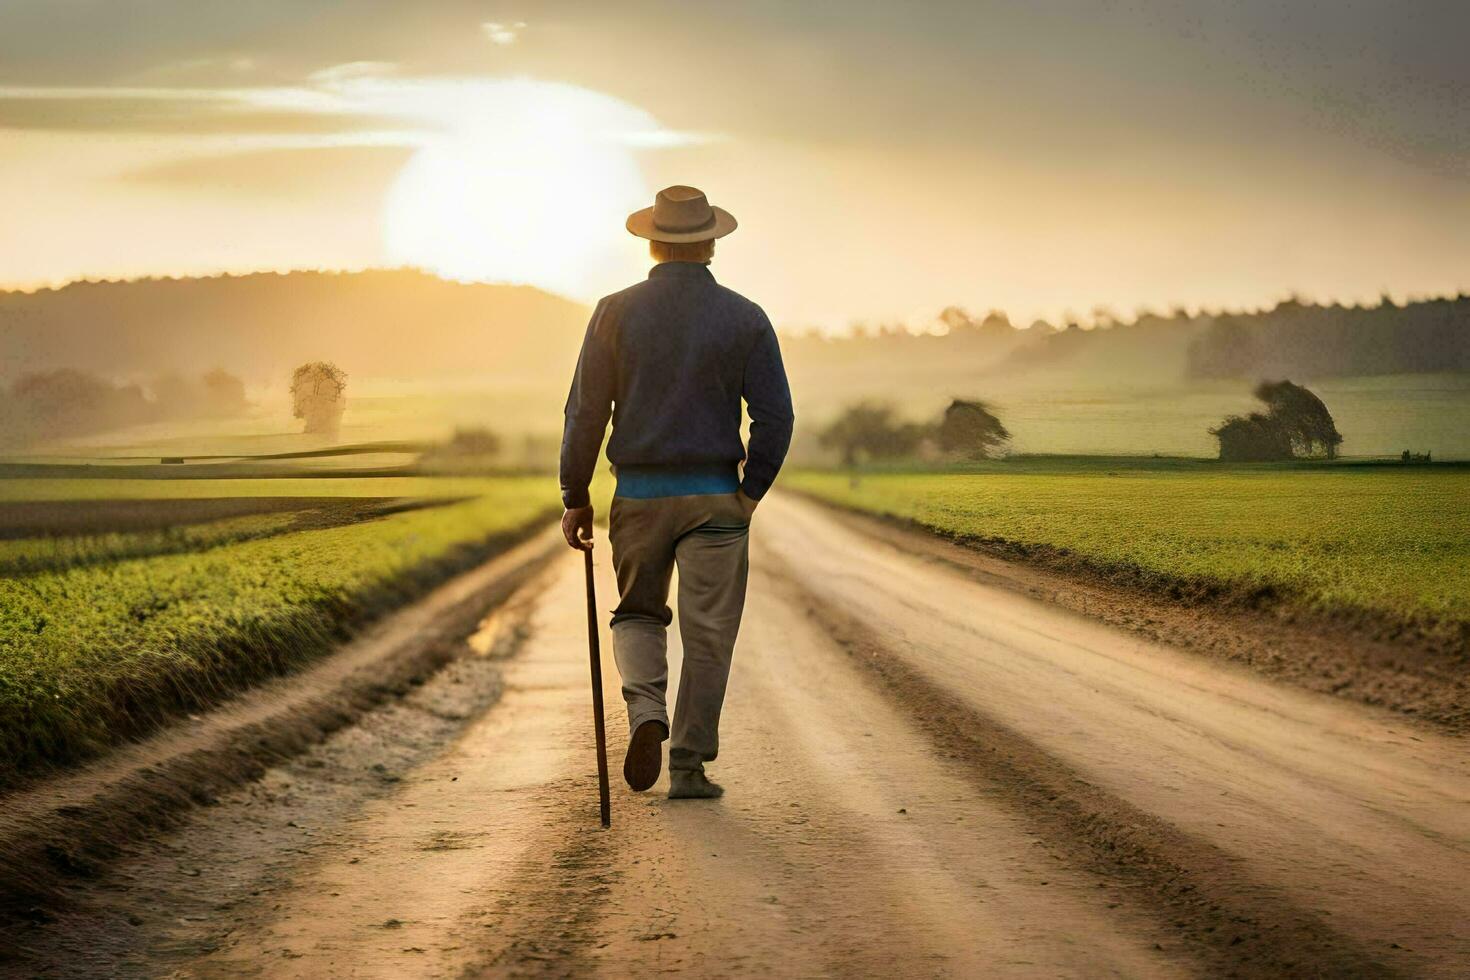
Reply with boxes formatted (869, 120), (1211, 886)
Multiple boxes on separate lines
(560, 185), (794, 800)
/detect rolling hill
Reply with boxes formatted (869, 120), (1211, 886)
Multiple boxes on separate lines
(0, 269), (592, 387)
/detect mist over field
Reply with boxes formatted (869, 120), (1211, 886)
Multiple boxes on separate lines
(2, 271), (1467, 459)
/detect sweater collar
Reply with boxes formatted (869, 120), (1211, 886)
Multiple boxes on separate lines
(649, 261), (715, 282)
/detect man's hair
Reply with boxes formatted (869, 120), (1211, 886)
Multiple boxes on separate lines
(650, 238), (715, 264)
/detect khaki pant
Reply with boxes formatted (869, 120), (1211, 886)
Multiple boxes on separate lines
(608, 492), (750, 773)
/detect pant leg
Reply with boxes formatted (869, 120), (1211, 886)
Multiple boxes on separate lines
(608, 497), (677, 732)
(669, 505), (750, 772)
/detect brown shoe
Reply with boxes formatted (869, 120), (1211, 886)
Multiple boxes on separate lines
(623, 720), (668, 791)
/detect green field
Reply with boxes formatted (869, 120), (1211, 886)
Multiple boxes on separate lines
(0, 474), (556, 786)
(786, 460), (1470, 641)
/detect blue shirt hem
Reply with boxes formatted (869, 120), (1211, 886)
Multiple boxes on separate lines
(614, 464), (740, 499)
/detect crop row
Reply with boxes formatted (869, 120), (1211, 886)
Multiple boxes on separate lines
(785, 467), (1470, 636)
(0, 478), (554, 786)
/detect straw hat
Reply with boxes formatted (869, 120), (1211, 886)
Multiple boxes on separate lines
(625, 185), (737, 243)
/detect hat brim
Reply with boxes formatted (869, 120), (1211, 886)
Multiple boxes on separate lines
(625, 205), (737, 243)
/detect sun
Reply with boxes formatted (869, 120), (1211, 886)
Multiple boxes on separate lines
(382, 80), (654, 301)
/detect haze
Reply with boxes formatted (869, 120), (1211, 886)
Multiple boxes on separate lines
(1, 0), (1467, 330)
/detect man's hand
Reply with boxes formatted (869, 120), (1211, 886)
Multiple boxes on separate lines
(736, 489), (759, 522)
(562, 506), (594, 551)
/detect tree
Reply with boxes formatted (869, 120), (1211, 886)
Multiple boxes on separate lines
(290, 361), (347, 435)
(8, 369), (152, 439)
(1209, 412), (1295, 462)
(442, 426), (501, 456)
(1252, 380), (1343, 459)
(200, 368), (248, 417)
(937, 399), (1010, 460)
(149, 369), (249, 420)
(1185, 314), (1262, 378)
(1209, 379), (1341, 461)
(151, 373), (199, 415)
(818, 401), (929, 466)
(938, 306), (974, 334)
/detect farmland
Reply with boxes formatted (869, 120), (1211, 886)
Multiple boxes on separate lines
(0, 472), (556, 787)
(785, 459), (1470, 645)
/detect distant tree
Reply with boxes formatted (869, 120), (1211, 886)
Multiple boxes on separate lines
(290, 361), (347, 435)
(937, 399), (1010, 460)
(818, 401), (929, 466)
(979, 310), (1013, 333)
(200, 368), (248, 417)
(1209, 379), (1341, 461)
(8, 369), (152, 439)
(938, 306), (974, 334)
(150, 369), (248, 419)
(442, 426), (501, 456)
(1186, 314), (1263, 379)
(1209, 412), (1295, 462)
(151, 373), (199, 414)
(1252, 380), (1343, 459)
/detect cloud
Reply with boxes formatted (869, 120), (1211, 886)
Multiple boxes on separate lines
(0, 71), (704, 162)
(481, 21), (526, 46)
(308, 61), (399, 84)
(118, 144), (414, 196)
(0, 89), (415, 140)
(0, 79), (418, 138)
(129, 55), (259, 82)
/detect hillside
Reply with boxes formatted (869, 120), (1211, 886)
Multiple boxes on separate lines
(2, 273), (1466, 456)
(0, 270), (591, 387)
(786, 295), (1470, 395)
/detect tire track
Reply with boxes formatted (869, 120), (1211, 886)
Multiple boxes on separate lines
(763, 552), (1401, 979)
(460, 775), (622, 979)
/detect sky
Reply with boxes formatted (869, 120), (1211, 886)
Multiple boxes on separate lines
(1, 0), (1467, 330)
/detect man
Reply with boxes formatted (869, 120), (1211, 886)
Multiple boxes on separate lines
(560, 185), (794, 800)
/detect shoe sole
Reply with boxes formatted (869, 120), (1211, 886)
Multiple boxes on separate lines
(623, 720), (668, 791)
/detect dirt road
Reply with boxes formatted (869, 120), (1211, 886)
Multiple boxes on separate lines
(9, 495), (1469, 978)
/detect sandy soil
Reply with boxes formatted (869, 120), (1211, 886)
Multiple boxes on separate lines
(6, 494), (1468, 977)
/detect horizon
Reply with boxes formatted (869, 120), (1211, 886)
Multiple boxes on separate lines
(3, 263), (1466, 338)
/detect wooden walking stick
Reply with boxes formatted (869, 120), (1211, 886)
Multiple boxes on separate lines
(583, 547), (612, 827)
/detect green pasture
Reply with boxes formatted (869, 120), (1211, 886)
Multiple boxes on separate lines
(787, 461), (1470, 635)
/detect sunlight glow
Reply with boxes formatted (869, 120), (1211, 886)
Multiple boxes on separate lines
(382, 80), (656, 301)
(0, 73), (711, 302)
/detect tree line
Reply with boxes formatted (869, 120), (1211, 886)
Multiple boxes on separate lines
(0, 361), (352, 447)
(0, 368), (248, 447)
(820, 380), (1356, 464)
(781, 293), (1469, 383)
(818, 399), (1011, 465)
(1185, 294), (1469, 379)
